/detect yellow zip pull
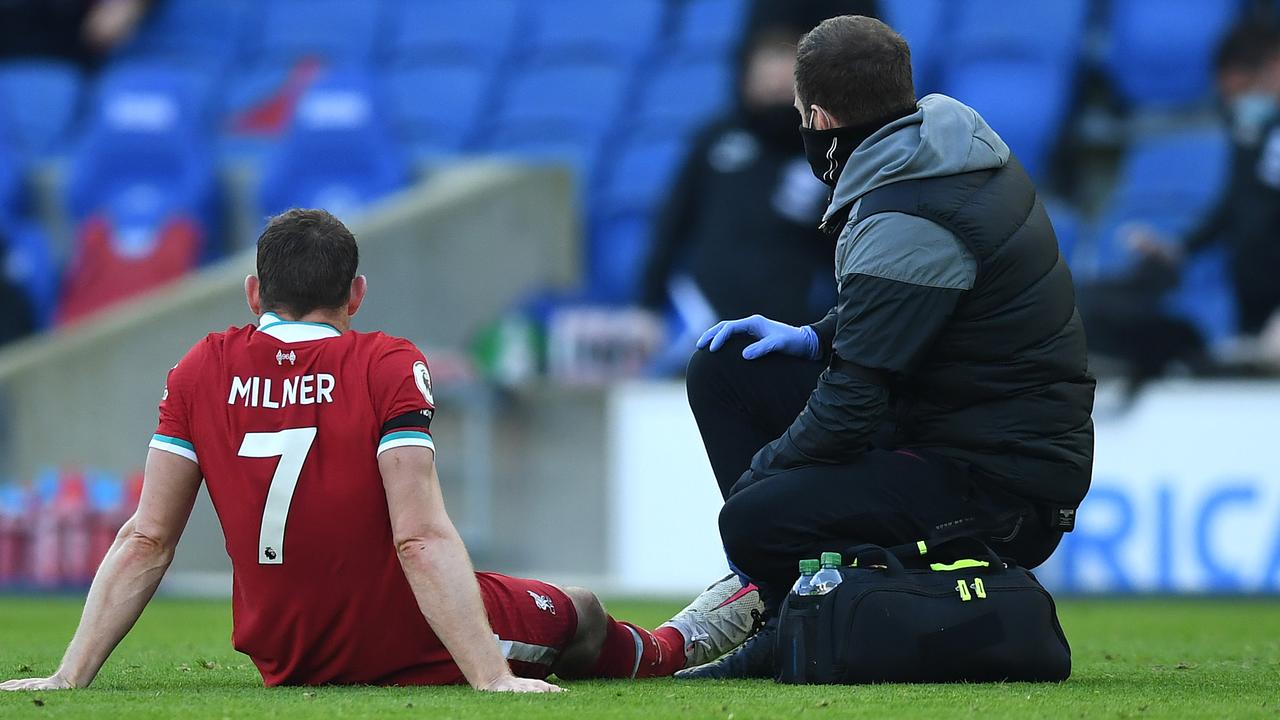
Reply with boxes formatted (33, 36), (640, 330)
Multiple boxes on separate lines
(955, 579), (972, 601)
(973, 577), (987, 599)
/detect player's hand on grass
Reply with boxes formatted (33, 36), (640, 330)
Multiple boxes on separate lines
(698, 315), (819, 360)
(0, 673), (75, 692)
(479, 674), (564, 693)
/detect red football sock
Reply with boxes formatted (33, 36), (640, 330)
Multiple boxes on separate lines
(586, 617), (687, 678)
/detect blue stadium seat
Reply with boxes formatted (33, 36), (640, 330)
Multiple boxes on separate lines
(636, 58), (733, 138)
(880, 0), (947, 94)
(587, 132), (691, 302)
(483, 61), (633, 181)
(1104, 0), (1243, 107)
(258, 70), (411, 219)
(387, 0), (523, 66)
(1042, 198), (1082, 267)
(65, 65), (216, 224)
(250, 0), (385, 64)
(118, 0), (250, 70)
(384, 64), (493, 160)
(596, 133), (689, 216)
(58, 66), (220, 319)
(0, 60), (83, 158)
(940, 2), (1087, 180)
(589, 213), (651, 303)
(945, 61), (1072, 181)
(949, 0), (1089, 64)
(1086, 129), (1230, 278)
(673, 0), (750, 58)
(0, 140), (21, 221)
(524, 0), (665, 63)
(492, 62), (632, 142)
(1165, 246), (1238, 345)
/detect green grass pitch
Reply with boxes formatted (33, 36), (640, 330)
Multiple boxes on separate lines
(0, 597), (1277, 719)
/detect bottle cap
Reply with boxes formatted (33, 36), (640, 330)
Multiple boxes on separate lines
(820, 552), (842, 567)
(799, 559), (820, 574)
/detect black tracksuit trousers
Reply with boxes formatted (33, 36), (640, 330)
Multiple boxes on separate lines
(685, 337), (1062, 608)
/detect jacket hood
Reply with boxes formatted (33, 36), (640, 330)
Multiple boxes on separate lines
(824, 94), (1010, 223)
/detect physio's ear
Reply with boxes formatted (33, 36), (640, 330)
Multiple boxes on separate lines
(245, 275), (262, 316)
(347, 275), (368, 317)
(809, 105), (838, 131)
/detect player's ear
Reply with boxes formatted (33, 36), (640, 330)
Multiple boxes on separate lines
(347, 275), (368, 317)
(245, 275), (262, 316)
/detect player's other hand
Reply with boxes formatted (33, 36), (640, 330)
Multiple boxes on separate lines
(0, 674), (75, 692)
(479, 674), (565, 693)
(698, 315), (819, 360)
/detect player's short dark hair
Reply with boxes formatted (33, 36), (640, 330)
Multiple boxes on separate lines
(256, 209), (359, 317)
(795, 15), (917, 126)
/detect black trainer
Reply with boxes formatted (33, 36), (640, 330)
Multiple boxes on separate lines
(673, 613), (776, 680)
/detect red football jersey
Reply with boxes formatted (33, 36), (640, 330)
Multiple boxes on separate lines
(151, 313), (453, 686)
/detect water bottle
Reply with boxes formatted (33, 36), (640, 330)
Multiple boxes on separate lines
(31, 470), (62, 589)
(792, 559), (820, 596)
(57, 471), (92, 587)
(87, 472), (125, 573)
(810, 552), (844, 596)
(0, 485), (25, 589)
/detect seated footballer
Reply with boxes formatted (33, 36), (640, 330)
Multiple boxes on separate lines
(0, 210), (762, 693)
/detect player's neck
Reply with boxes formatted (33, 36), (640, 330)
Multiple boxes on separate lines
(263, 310), (350, 333)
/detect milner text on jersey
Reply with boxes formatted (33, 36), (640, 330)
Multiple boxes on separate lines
(228, 374), (336, 408)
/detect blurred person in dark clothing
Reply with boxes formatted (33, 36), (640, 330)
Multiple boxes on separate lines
(1177, 23), (1280, 335)
(0, 0), (156, 67)
(640, 29), (834, 335)
(1083, 22), (1280, 377)
(0, 235), (36, 346)
(745, 0), (879, 43)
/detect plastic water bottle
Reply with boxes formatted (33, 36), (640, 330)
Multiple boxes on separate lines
(30, 470), (63, 589)
(810, 552), (844, 596)
(792, 559), (820, 596)
(57, 471), (92, 587)
(0, 485), (26, 589)
(87, 472), (126, 572)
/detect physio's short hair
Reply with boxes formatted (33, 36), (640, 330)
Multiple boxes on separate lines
(795, 15), (917, 126)
(256, 209), (359, 317)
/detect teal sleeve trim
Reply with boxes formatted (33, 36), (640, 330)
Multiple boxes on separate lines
(152, 434), (195, 451)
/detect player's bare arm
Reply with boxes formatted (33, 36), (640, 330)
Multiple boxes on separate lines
(379, 445), (561, 694)
(0, 449), (201, 692)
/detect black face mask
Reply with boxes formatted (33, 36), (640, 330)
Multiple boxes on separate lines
(799, 124), (862, 187)
(799, 108), (917, 187)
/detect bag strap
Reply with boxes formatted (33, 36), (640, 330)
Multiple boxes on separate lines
(871, 536), (1010, 574)
(841, 544), (908, 575)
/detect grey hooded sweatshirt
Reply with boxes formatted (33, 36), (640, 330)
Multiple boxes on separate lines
(749, 94), (1013, 477)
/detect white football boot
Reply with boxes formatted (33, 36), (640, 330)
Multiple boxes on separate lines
(659, 574), (765, 669)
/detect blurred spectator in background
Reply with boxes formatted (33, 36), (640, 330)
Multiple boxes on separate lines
(744, 0), (879, 46)
(0, 261), (36, 346)
(0, 0), (155, 68)
(639, 28), (833, 346)
(1080, 21), (1280, 379)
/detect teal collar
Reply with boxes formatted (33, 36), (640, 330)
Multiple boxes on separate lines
(258, 313), (342, 342)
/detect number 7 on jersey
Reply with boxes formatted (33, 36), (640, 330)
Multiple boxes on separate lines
(238, 427), (317, 564)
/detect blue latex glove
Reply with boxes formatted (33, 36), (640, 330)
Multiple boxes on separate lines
(697, 315), (820, 360)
